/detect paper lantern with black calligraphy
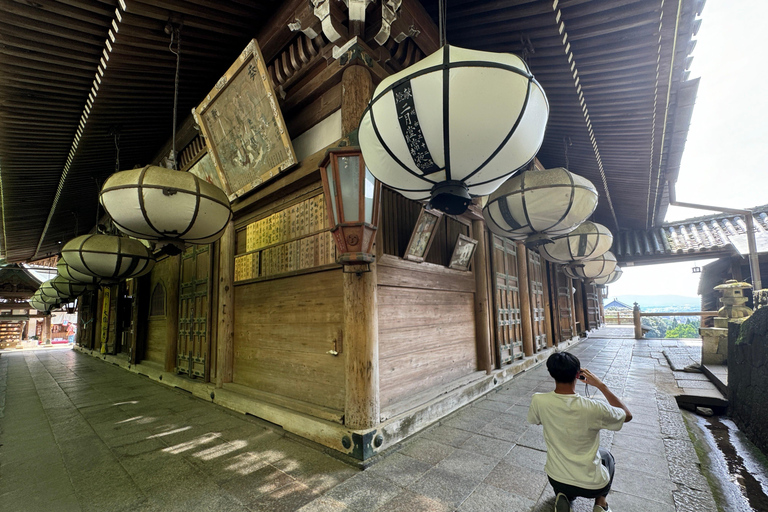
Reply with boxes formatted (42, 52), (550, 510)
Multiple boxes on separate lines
(359, 45), (549, 215)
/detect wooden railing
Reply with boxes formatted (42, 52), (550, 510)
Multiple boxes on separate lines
(632, 304), (718, 339)
(604, 311), (634, 325)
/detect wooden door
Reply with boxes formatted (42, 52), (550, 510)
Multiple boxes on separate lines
(527, 250), (547, 351)
(552, 265), (574, 342)
(491, 236), (524, 365)
(177, 245), (211, 379)
(586, 283), (600, 330)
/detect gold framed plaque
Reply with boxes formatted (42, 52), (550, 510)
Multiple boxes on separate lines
(193, 39), (297, 201)
(404, 208), (443, 262)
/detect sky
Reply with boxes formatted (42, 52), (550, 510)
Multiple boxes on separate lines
(610, 1), (766, 299)
(664, 0), (767, 221)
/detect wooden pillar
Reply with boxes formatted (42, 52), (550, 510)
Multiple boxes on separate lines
(633, 302), (643, 339)
(472, 220), (493, 374)
(344, 264), (379, 430)
(341, 65), (373, 134)
(541, 261), (554, 348)
(216, 220), (235, 388)
(598, 288), (606, 325)
(516, 243), (535, 357)
(574, 281), (586, 336)
(165, 254), (181, 373)
(42, 314), (52, 345)
(130, 276), (151, 364)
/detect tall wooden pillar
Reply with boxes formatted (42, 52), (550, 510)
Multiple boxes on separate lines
(598, 288), (606, 325)
(541, 261), (554, 348)
(574, 281), (586, 336)
(42, 315), (52, 345)
(216, 220), (235, 388)
(472, 220), (493, 374)
(344, 265), (379, 429)
(341, 65), (373, 134)
(165, 254), (181, 373)
(516, 243), (534, 357)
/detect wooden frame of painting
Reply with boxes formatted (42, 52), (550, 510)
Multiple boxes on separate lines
(184, 149), (227, 192)
(449, 234), (478, 271)
(193, 39), (297, 201)
(403, 208), (443, 262)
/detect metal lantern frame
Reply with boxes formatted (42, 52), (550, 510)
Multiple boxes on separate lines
(61, 234), (154, 282)
(539, 221), (613, 264)
(100, 165), (232, 245)
(319, 146), (381, 265)
(57, 259), (101, 286)
(483, 168), (599, 248)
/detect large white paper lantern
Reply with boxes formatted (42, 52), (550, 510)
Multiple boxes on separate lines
(61, 234), (154, 281)
(39, 280), (68, 302)
(57, 259), (100, 286)
(30, 291), (58, 313)
(568, 251), (617, 280)
(50, 275), (94, 298)
(100, 166), (232, 244)
(539, 221), (613, 264)
(359, 45), (549, 215)
(483, 168), (598, 247)
(593, 266), (623, 287)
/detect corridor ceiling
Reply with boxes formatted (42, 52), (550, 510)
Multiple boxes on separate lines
(0, 0), (703, 262)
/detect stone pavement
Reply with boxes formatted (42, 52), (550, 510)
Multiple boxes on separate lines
(0, 330), (717, 511)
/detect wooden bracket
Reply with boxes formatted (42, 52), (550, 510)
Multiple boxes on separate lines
(312, 0), (348, 42)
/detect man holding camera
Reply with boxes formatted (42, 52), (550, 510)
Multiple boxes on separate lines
(527, 352), (633, 512)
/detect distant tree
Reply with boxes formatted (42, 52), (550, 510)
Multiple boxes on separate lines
(665, 319), (700, 339)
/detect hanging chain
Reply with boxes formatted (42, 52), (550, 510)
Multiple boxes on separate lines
(113, 131), (120, 173)
(563, 136), (572, 170)
(438, 0), (447, 47)
(169, 24), (182, 170)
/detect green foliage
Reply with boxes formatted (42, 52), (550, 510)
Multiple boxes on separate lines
(642, 317), (701, 338)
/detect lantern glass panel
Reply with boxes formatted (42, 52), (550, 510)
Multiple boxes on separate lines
(326, 166), (339, 226)
(339, 155), (361, 223)
(364, 168), (375, 224)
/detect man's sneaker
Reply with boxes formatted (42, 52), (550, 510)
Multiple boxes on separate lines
(554, 493), (572, 512)
(593, 505), (612, 512)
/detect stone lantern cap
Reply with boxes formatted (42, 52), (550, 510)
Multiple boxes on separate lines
(714, 279), (753, 319)
(714, 280), (752, 296)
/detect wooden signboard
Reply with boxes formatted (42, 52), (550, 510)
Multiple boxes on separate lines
(404, 208), (442, 262)
(187, 152), (225, 192)
(193, 39), (297, 201)
(448, 234), (478, 271)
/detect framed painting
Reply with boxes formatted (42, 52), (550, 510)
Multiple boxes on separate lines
(449, 234), (478, 271)
(193, 39), (297, 201)
(186, 151), (225, 192)
(404, 208), (443, 262)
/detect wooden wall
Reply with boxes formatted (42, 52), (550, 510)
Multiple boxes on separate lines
(377, 255), (477, 414)
(144, 257), (175, 365)
(233, 269), (345, 413)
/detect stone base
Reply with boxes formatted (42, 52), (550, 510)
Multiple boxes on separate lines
(701, 325), (728, 365)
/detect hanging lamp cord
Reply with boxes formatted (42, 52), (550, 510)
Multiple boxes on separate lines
(438, 0), (447, 47)
(169, 24), (182, 170)
(563, 136), (572, 170)
(113, 132), (120, 173)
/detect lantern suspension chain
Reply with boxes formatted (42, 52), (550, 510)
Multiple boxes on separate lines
(563, 137), (571, 170)
(438, 0), (447, 47)
(168, 23), (182, 170)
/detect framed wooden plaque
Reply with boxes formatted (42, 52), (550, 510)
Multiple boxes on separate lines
(449, 234), (478, 271)
(404, 208), (443, 262)
(193, 39), (297, 201)
(186, 151), (225, 191)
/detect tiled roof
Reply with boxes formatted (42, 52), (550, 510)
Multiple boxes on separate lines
(615, 205), (768, 262)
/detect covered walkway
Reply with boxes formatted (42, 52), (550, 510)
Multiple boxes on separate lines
(0, 331), (716, 512)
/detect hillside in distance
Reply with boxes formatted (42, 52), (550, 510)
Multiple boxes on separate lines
(609, 294), (700, 309)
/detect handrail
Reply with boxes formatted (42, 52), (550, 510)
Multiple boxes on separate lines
(632, 302), (718, 338)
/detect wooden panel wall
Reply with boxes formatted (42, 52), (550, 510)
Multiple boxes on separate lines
(233, 269), (345, 412)
(144, 257), (175, 365)
(378, 255), (477, 412)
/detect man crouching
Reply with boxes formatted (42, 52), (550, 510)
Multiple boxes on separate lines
(527, 352), (633, 512)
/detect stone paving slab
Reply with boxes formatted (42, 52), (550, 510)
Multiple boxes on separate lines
(0, 335), (719, 512)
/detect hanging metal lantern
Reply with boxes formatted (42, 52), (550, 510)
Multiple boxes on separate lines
(359, 45), (549, 215)
(568, 251), (617, 280)
(50, 275), (95, 298)
(483, 168), (598, 247)
(100, 165), (232, 246)
(57, 259), (101, 286)
(61, 234), (154, 282)
(593, 266), (623, 287)
(539, 221), (613, 264)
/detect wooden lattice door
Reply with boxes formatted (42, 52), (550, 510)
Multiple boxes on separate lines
(527, 250), (547, 351)
(586, 283), (600, 330)
(491, 235), (523, 364)
(177, 245), (211, 379)
(553, 265), (574, 342)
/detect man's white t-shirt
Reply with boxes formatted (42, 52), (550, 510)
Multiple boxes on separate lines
(527, 391), (626, 489)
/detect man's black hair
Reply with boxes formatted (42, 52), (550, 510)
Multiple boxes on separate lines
(546, 352), (581, 383)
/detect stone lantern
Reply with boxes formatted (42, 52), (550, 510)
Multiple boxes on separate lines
(701, 280), (753, 365)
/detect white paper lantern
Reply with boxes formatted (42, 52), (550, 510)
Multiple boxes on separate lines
(359, 45), (549, 215)
(568, 251), (617, 280)
(539, 222), (613, 264)
(57, 259), (100, 286)
(100, 166), (232, 244)
(51, 275), (94, 298)
(483, 168), (598, 247)
(562, 265), (580, 280)
(39, 280), (68, 302)
(61, 234), (154, 281)
(30, 291), (58, 313)
(593, 266), (623, 287)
